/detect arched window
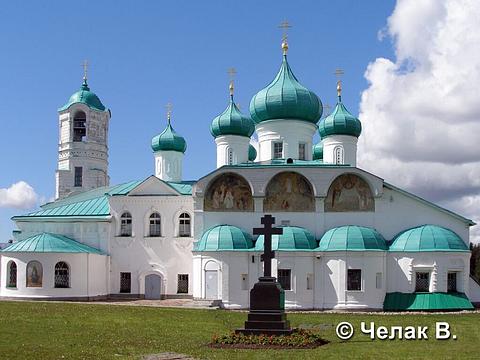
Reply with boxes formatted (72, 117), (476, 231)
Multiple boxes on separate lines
(73, 111), (87, 142)
(149, 213), (161, 237)
(178, 213), (191, 237)
(26, 261), (43, 288)
(7, 261), (17, 288)
(334, 146), (344, 165)
(54, 262), (70, 288)
(120, 212), (132, 236)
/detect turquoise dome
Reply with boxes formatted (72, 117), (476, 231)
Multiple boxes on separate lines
(248, 144), (257, 161)
(58, 79), (106, 112)
(317, 226), (387, 251)
(194, 225), (253, 251)
(389, 225), (469, 252)
(312, 142), (323, 160)
(210, 95), (255, 138)
(249, 55), (322, 124)
(255, 226), (317, 251)
(318, 98), (362, 138)
(151, 119), (187, 153)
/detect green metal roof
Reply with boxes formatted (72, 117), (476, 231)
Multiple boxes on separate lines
(166, 181), (195, 195)
(151, 119), (187, 153)
(249, 55), (322, 124)
(255, 226), (317, 251)
(194, 225), (253, 251)
(58, 79), (107, 112)
(211, 96), (255, 138)
(318, 97), (361, 138)
(312, 142), (323, 160)
(248, 144), (257, 161)
(2, 233), (106, 254)
(317, 225), (387, 251)
(383, 292), (474, 311)
(389, 225), (469, 252)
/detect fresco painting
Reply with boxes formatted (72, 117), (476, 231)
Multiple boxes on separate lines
(204, 173), (253, 211)
(264, 172), (315, 212)
(325, 173), (374, 212)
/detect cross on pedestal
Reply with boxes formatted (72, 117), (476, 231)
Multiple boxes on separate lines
(253, 215), (283, 278)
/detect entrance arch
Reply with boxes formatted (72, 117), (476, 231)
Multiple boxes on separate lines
(145, 274), (162, 300)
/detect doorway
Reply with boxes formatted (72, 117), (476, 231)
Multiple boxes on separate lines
(145, 274), (162, 299)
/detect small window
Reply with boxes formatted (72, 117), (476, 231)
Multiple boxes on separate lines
(298, 143), (306, 160)
(227, 149), (234, 165)
(120, 272), (131, 293)
(149, 213), (161, 237)
(278, 269), (291, 290)
(241, 274), (248, 291)
(273, 142), (283, 159)
(178, 213), (191, 237)
(74, 167), (83, 187)
(334, 146), (344, 164)
(7, 261), (17, 288)
(26, 261), (43, 288)
(251, 255), (255, 264)
(415, 272), (430, 292)
(73, 111), (87, 142)
(447, 272), (457, 293)
(347, 269), (361, 291)
(120, 212), (132, 237)
(376, 272), (382, 289)
(306, 273), (314, 290)
(177, 274), (189, 294)
(54, 262), (70, 288)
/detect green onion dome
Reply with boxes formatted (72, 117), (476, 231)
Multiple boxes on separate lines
(318, 92), (361, 138)
(389, 225), (469, 252)
(194, 225), (253, 251)
(210, 94), (255, 138)
(249, 54), (322, 124)
(58, 79), (106, 112)
(255, 226), (317, 251)
(248, 144), (257, 161)
(312, 142), (323, 160)
(317, 225), (387, 251)
(151, 117), (187, 153)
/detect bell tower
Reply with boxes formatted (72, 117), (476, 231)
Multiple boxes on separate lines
(55, 63), (110, 199)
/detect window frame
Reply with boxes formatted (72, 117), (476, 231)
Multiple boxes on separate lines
(334, 146), (344, 165)
(7, 261), (17, 288)
(277, 269), (291, 291)
(447, 272), (457, 293)
(74, 166), (83, 187)
(178, 212), (191, 237)
(415, 271), (430, 292)
(120, 212), (133, 237)
(177, 274), (189, 294)
(120, 272), (132, 293)
(273, 142), (283, 159)
(54, 261), (70, 289)
(347, 269), (362, 291)
(73, 111), (87, 142)
(298, 143), (306, 160)
(148, 212), (162, 237)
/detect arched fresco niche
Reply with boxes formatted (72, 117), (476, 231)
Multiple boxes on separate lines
(325, 173), (375, 212)
(264, 172), (315, 212)
(204, 173), (253, 211)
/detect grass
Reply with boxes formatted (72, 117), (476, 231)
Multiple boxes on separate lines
(0, 301), (479, 359)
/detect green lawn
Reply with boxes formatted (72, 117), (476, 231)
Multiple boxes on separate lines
(0, 301), (479, 359)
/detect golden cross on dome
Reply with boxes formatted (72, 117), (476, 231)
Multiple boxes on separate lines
(278, 20), (292, 54)
(227, 67), (237, 96)
(165, 102), (173, 122)
(334, 68), (344, 98)
(82, 60), (89, 81)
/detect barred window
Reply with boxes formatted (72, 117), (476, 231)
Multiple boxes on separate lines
(177, 274), (189, 294)
(347, 269), (361, 291)
(54, 262), (70, 288)
(7, 261), (17, 288)
(278, 269), (291, 290)
(447, 272), (457, 293)
(149, 213), (161, 237)
(273, 142), (283, 159)
(178, 213), (191, 237)
(120, 212), (132, 237)
(415, 272), (430, 292)
(74, 167), (83, 187)
(120, 272), (131, 293)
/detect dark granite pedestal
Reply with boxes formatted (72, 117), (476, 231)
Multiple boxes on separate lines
(236, 277), (293, 335)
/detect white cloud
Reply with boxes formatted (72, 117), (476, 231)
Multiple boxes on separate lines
(358, 0), (480, 242)
(0, 181), (39, 210)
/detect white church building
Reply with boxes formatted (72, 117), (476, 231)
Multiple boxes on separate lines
(2, 38), (480, 311)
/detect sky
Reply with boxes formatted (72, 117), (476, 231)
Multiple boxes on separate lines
(0, 0), (478, 243)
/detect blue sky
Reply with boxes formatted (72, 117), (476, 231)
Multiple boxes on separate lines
(0, 0), (397, 241)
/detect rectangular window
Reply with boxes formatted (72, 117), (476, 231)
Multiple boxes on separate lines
(376, 272), (382, 289)
(298, 143), (306, 160)
(347, 269), (362, 291)
(74, 167), (83, 187)
(273, 142), (283, 159)
(120, 272), (131, 293)
(306, 273), (314, 290)
(241, 274), (248, 291)
(415, 272), (430, 292)
(447, 272), (457, 293)
(177, 274), (189, 294)
(278, 269), (291, 290)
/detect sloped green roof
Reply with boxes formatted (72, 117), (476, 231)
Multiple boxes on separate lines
(166, 181), (195, 195)
(250, 55), (322, 124)
(389, 225), (469, 252)
(2, 233), (105, 254)
(383, 292), (474, 311)
(317, 225), (387, 251)
(248, 144), (257, 161)
(255, 226), (317, 251)
(194, 225), (253, 251)
(318, 98), (361, 138)
(312, 142), (323, 160)
(151, 120), (187, 153)
(211, 96), (255, 138)
(58, 79), (107, 112)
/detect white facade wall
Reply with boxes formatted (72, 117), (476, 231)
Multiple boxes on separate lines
(322, 135), (358, 166)
(215, 135), (250, 168)
(154, 150), (183, 182)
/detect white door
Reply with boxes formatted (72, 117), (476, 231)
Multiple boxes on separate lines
(145, 274), (162, 300)
(205, 270), (218, 300)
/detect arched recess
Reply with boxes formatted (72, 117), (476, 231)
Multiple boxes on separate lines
(26, 261), (43, 288)
(7, 261), (17, 288)
(204, 172), (253, 211)
(324, 173), (375, 212)
(204, 260), (220, 300)
(263, 171), (315, 212)
(73, 110), (87, 142)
